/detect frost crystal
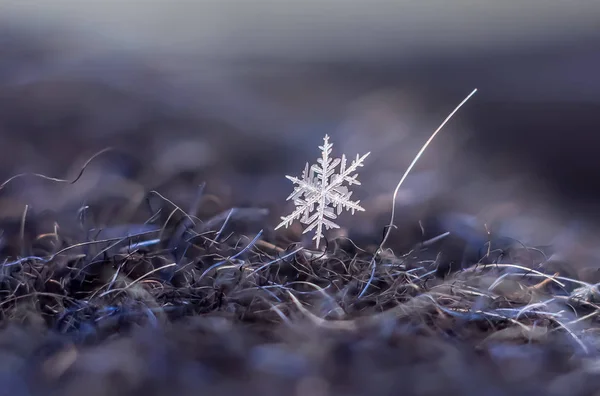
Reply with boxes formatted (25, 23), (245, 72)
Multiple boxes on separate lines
(275, 134), (370, 248)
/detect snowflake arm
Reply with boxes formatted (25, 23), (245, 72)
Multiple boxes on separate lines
(275, 134), (370, 248)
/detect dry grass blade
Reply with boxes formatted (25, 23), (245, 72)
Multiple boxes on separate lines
(359, 89), (478, 298)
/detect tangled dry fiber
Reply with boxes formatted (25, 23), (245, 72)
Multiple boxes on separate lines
(1, 155), (600, 396)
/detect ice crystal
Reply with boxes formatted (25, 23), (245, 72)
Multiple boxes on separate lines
(275, 134), (370, 248)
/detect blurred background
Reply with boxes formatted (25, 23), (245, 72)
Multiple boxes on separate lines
(1, 0), (600, 264)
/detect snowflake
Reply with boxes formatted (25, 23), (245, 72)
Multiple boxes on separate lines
(275, 134), (370, 248)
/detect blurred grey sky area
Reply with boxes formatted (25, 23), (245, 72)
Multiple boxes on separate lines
(3, 0), (600, 107)
(2, 0), (600, 62)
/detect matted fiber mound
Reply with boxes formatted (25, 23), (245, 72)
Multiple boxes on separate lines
(1, 176), (600, 396)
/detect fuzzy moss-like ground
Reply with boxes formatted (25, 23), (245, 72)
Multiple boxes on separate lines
(1, 169), (600, 396)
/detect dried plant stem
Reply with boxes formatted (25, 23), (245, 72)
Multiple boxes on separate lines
(359, 88), (478, 298)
